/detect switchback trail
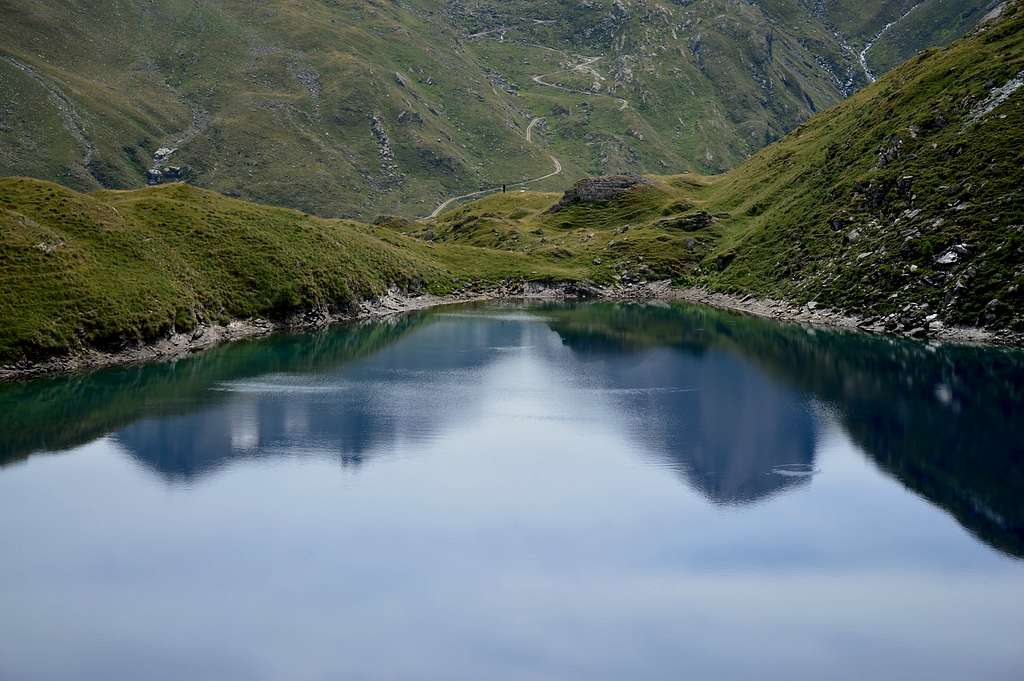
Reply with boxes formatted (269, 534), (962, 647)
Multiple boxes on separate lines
(530, 56), (630, 111)
(420, 117), (562, 220)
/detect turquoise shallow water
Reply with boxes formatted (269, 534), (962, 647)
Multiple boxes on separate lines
(1, 301), (1023, 681)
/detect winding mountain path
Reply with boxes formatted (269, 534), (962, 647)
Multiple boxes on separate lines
(525, 115), (542, 143)
(530, 56), (630, 111)
(419, 49), (630, 220)
(420, 117), (562, 220)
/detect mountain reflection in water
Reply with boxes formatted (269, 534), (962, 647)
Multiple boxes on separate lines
(1, 301), (1022, 556)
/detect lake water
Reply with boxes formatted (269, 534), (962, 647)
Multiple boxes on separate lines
(1, 301), (1023, 681)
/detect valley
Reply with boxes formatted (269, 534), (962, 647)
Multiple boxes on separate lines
(0, 0), (1001, 218)
(3, 4), (1024, 680)
(1, 0), (1022, 375)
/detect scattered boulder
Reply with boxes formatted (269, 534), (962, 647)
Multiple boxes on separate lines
(547, 175), (651, 213)
(936, 244), (968, 266)
(979, 298), (1005, 327)
(875, 136), (903, 168)
(397, 110), (424, 126)
(829, 213), (853, 231)
(853, 179), (892, 210)
(656, 210), (714, 230)
(897, 175), (914, 198)
(146, 165), (189, 185)
(715, 251), (736, 271)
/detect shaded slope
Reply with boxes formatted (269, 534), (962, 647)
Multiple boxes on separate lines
(701, 3), (1024, 333)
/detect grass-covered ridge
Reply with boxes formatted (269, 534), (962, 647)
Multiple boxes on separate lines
(0, 178), (582, 364)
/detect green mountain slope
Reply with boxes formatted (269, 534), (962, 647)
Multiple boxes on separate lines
(1, 2), (1021, 369)
(700, 2), (1024, 333)
(0, 0), (997, 218)
(0, 177), (582, 364)
(423, 2), (1024, 334)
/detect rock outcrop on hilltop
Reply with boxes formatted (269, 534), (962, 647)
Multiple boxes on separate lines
(548, 175), (651, 212)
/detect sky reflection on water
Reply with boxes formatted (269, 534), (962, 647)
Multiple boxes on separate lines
(1, 301), (1022, 681)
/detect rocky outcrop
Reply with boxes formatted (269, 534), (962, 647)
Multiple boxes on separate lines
(146, 165), (190, 185)
(397, 110), (424, 126)
(656, 211), (714, 230)
(369, 113), (403, 190)
(548, 174), (651, 212)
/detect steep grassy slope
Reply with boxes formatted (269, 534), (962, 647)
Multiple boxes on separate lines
(422, 2), (1024, 335)
(0, 0), (555, 218)
(0, 0), (995, 218)
(0, 177), (581, 364)
(823, 0), (1002, 77)
(699, 2), (1024, 333)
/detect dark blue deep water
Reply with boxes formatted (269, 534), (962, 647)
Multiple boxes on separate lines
(2, 301), (1023, 681)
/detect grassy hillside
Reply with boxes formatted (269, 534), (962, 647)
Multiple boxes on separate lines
(0, 177), (582, 364)
(421, 2), (1024, 334)
(2, 3), (1021, 367)
(699, 1), (1024, 333)
(830, 0), (1002, 77)
(0, 0), (555, 218)
(0, 0), (995, 218)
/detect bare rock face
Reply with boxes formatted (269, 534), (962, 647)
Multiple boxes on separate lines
(548, 174), (651, 212)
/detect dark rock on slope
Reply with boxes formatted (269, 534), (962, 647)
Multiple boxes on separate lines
(548, 175), (652, 212)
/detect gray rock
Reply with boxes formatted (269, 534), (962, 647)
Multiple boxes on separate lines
(547, 175), (652, 213)
(657, 211), (714, 230)
(146, 165), (188, 185)
(876, 137), (903, 168)
(397, 110), (424, 126)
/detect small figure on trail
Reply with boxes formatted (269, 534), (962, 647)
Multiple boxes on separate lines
(502, 184), (506, 193)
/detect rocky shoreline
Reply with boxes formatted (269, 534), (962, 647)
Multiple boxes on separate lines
(2, 281), (1019, 381)
(664, 286), (1022, 347)
(0, 282), (586, 381)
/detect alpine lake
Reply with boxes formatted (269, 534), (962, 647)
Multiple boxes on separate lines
(2, 301), (1022, 681)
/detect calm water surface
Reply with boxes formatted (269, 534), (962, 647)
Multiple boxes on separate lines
(2, 302), (1023, 681)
